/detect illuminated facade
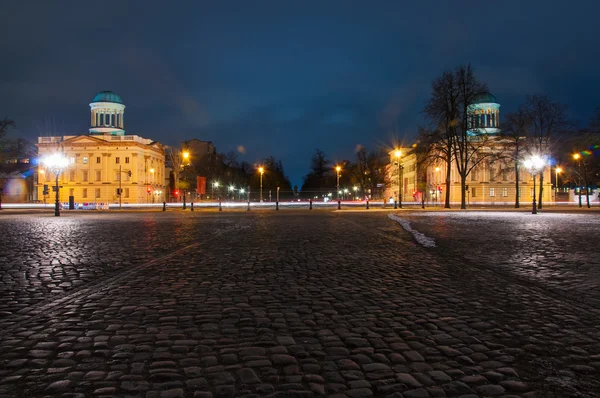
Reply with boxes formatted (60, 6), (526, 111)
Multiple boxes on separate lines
(386, 93), (553, 206)
(36, 91), (166, 205)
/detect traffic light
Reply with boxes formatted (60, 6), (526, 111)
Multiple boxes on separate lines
(116, 188), (122, 195)
(147, 187), (151, 193)
(43, 185), (49, 195)
(465, 185), (469, 191)
(128, 171), (132, 177)
(174, 190), (179, 196)
(437, 186), (442, 192)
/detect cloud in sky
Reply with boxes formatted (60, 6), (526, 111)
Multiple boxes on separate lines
(1, 1), (600, 186)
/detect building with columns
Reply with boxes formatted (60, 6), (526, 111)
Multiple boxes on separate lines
(386, 92), (553, 206)
(36, 91), (166, 205)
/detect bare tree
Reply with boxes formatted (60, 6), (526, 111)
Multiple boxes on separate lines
(0, 118), (16, 163)
(423, 71), (460, 208)
(522, 95), (570, 209)
(453, 64), (490, 209)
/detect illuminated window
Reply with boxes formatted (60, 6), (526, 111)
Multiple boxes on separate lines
(489, 188), (495, 197)
(502, 187), (508, 197)
(70, 157), (75, 164)
(83, 156), (88, 164)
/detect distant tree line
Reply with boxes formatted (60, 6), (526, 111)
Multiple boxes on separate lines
(300, 146), (387, 200)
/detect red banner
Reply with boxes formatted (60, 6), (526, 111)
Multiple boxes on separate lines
(196, 176), (206, 195)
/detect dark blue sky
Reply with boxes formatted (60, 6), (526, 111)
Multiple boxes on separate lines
(2, 1), (599, 186)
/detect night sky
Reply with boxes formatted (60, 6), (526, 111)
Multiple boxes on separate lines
(2, 1), (600, 186)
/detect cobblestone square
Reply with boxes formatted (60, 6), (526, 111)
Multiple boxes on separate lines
(0, 210), (599, 397)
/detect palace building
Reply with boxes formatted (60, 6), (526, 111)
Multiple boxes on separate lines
(386, 92), (553, 206)
(36, 91), (166, 205)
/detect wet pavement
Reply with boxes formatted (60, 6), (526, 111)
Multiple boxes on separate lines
(0, 210), (598, 397)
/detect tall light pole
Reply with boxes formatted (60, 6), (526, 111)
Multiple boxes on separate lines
(212, 181), (219, 200)
(555, 166), (562, 202)
(335, 166), (341, 199)
(394, 150), (402, 208)
(259, 167), (264, 202)
(42, 153), (69, 217)
(573, 154), (582, 208)
(524, 155), (545, 214)
(181, 151), (190, 209)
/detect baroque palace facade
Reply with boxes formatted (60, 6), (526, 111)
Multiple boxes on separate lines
(386, 92), (553, 206)
(37, 91), (166, 205)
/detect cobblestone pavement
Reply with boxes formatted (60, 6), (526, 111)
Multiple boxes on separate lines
(394, 211), (600, 310)
(0, 211), (598, 397)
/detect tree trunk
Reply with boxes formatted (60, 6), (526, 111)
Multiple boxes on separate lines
(445, 153), (452, 208)
(514, 162), (520, 208)
(460, 177), (466, 209)
(538, 169), (544, 209)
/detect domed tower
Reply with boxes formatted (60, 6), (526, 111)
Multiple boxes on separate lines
(467, 92), (500, 135)
(89, 90), (126, 135)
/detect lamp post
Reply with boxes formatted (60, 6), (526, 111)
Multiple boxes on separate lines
(335, 166), (341, 199)
(523, 155), (545, 214)
(555, 167), (562, 202)
(258, 167), (264, 202)
(353, 186), (358, 200)
(394, 150), (402, 208)
(212, 181), (219, 200)
(42, 153), (69, 217)
(573, 154), (582, 208)
(181, 151), (190, 209)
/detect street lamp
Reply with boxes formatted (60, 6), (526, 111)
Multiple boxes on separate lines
(212, 181), (220, 200)
(523, 155), (545, 214)
(258, 167), (264, 202)
(335, 166), (341, 199)
(353, 186), (358, 200)
(394, 150), (402, 208)
(42, 153), (69, 216)
(555, 166), (562, 200)
(573, 153), (582, 208)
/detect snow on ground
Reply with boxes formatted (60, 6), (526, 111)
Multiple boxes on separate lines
(388, 214), (436, 247)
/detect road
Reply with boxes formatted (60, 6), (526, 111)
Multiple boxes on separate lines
(0, 210), (598, 397)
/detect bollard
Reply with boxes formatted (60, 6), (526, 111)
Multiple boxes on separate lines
(309, 199), (313, 210)
(394, 200), (397, 209)
(219, 199), (222, 212)
(190, 202), (194, 211)
(366, 200), (369, 210)
(276, 200), (279, 211)
(247, 200), (250, 211)
(337, 200), (341, 210)
(162, 201), (166, 211)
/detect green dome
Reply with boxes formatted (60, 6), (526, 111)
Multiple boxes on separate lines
(91, 91), (123, 104)
(471, 92), (497, 104)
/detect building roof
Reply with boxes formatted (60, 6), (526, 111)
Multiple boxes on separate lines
(91, 91), (123, 104)
(471, 92), (497, 104)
